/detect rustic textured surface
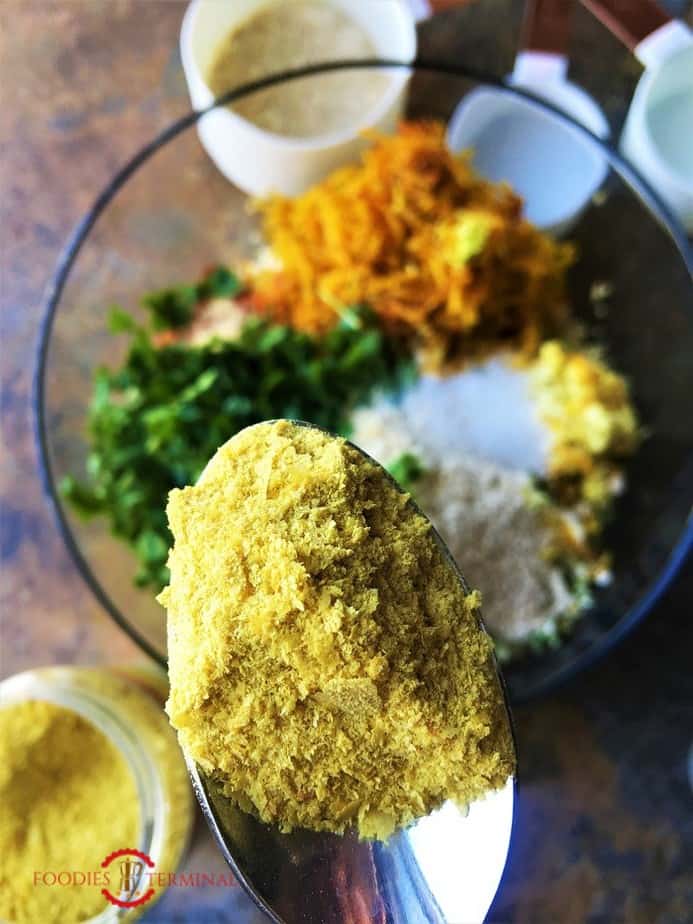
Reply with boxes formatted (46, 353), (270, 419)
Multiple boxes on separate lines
(1, 1), (692, 922)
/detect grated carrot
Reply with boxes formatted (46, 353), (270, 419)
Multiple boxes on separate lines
(249, 121), (575, 370)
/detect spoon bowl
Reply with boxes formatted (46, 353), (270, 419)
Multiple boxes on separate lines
(187, 421), (516, 924)
(189, 758), (515, 924)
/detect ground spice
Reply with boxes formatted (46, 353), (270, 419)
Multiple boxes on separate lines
(348, 340), (639, 656)
(160, 420), (514, 840)
(350, 398), (577, 645)
(0, 700), (139, 924)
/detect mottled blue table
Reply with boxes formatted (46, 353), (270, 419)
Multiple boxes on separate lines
(1, 1), (691, 921)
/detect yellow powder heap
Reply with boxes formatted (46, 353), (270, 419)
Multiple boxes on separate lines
(161, 420), (514, 840)
(0, 700), (139, 924)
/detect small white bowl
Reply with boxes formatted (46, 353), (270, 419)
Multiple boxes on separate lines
(447, 52), (610, 236)
(619, 23), (693, 233)
(180, 0), (417, 196)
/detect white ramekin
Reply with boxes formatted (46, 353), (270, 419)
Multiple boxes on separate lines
(180, 0), (417, 196)
(619, 23), (693, 233)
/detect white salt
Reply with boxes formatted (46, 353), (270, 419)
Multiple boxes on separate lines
(362, 356), (551, 475)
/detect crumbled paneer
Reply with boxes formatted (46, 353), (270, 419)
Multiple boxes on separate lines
(530, 341), (639, 505)
(160, 421), (514, 840)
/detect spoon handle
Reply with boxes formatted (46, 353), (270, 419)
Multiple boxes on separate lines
(579, 0), (670, 50)
(407, 0), (474, 20)
(427, 0), (475, 10)
(520, 0), (573, 56)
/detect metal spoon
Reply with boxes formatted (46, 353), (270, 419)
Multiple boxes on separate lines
(186, 421), (517, 924)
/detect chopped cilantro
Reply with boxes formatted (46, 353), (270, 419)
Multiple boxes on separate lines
(141, 265), (243, 330)
(142, 285), (198, 330)
(62, 280), (413, 590)
(198, 266), (243, 299)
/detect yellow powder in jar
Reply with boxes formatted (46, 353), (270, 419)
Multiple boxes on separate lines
(0, 700), (140, 924)
(160, 420), (514, 840)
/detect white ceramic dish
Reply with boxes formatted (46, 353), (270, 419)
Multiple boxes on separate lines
(580, 1), (692, 229)
(180, 0), (417, 196)
(619, 22), (693, 231)
(447, 0), (609, 236)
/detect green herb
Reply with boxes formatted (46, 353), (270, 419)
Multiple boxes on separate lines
(198, 266), (243, 299)
(141, 265), (243, 330)
(62, 285), (413, 590)
(386, 452), (426, 495)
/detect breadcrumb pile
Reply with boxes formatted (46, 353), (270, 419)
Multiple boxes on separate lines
(160, 421), (514, 839)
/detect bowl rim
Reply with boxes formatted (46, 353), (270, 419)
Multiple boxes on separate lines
(33, 58), (693, 701)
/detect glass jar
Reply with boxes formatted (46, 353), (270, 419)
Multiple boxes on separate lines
(0, 664), (194, 924)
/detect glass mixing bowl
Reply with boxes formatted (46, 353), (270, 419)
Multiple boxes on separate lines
(35, 61), (693, 702)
